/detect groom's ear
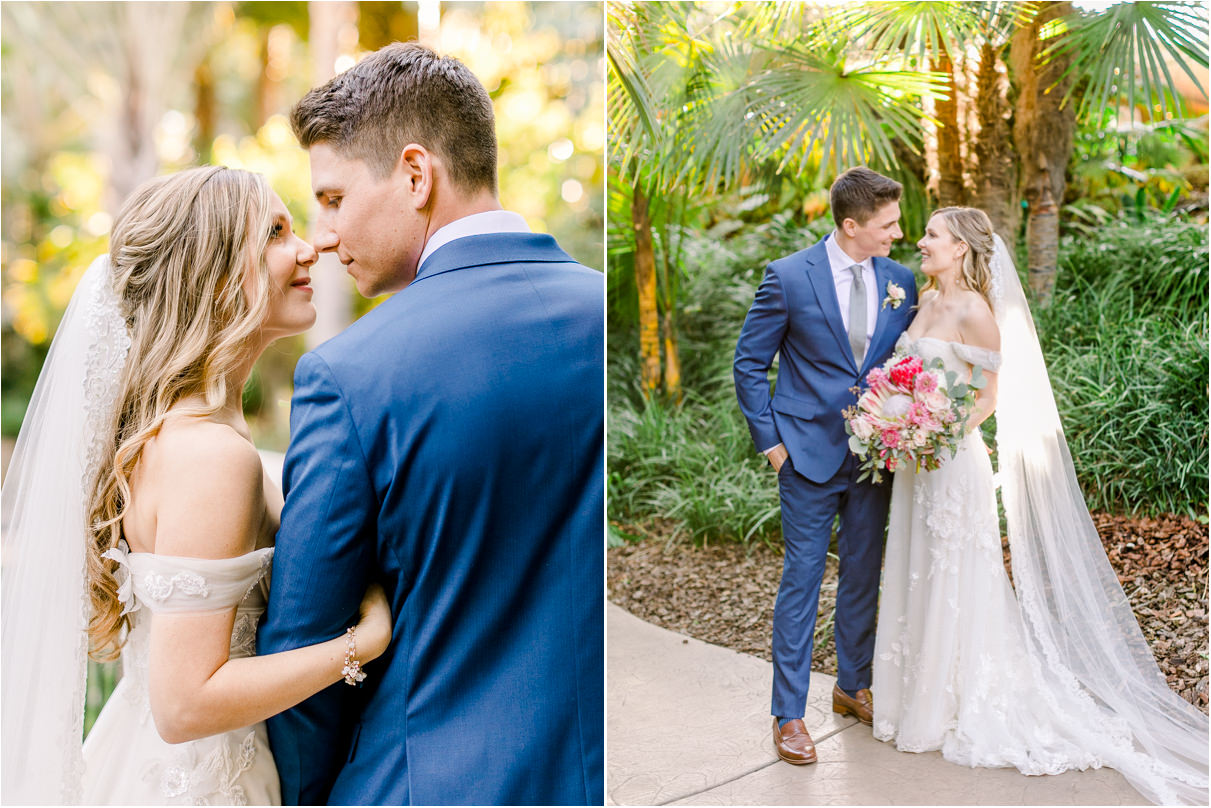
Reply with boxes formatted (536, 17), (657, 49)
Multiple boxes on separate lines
(395, 144), (435, 209)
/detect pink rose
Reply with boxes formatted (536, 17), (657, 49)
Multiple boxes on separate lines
(882, 429), (901, 449)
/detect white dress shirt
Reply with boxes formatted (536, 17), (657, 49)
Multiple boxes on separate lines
(825, 231), (877, 342)
(417, 210), (532, 270)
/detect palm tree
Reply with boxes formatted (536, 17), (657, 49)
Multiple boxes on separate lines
(843, 2), (1027, 232)
(1026, 0), (1209, 298)
(843, 0), (1208, 301)
(608, 1), (940, 400)
(1012, 1), (1078, 302)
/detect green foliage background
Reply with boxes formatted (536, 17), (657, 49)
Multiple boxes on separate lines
(607, 2), (1209, 545)
(609, 203), (1209, 549)
(1, 1), (604, 444)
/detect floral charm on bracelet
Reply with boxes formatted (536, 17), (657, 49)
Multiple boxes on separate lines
(882, 281), (906, 310)
(342, 626), (367, 686)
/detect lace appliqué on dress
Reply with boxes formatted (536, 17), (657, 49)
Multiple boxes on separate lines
(142, 571), (211, 603)
(238, 552), (273, 604)
(140, 730), (259, 805)
(229, 614), (258, 658)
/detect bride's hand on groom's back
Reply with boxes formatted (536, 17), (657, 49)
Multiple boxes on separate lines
(356, 583), (393, 661)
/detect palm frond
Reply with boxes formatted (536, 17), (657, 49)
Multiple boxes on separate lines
(838, 1), (988, 67)
(746, 43), (945, 177)
(1044, 1), (1209, 122)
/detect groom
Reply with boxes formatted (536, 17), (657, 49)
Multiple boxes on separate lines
(258, 43), (604, 805)
(734, 167), (917, 764)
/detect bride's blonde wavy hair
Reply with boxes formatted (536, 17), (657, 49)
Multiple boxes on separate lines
(923, 206), (997, 311)
(85, 166), (273, 661)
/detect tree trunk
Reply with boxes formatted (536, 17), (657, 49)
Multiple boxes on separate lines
(661, 311), (682, 404)
(106, 4), (192, 210)
(934, 50), (966, 208)
(892, 134), (927, 185)
(973, 41), (1018, 245)
(357, 0), (419, 50)
(656, 207), (684, 403)
(304, 1), (357, 351)
(255, 26), (273, 128)
(193, 54), (216, 162)
(633, 183), (662, 398)
(1010, 1), (1077, 304)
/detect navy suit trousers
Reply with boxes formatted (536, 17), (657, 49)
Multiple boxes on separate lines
(771, 453), (893, 719)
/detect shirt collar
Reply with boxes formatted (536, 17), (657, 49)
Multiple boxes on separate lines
(825, 230), (873, 276)
(418, 210), (532, 270)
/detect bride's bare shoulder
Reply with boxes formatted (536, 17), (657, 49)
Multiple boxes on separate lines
(138, 417), (264, 559)
(957, 291), (1000, 352)
(145, 416), (259, 475)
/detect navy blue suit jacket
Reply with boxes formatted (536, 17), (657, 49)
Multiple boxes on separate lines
(734, 237), (917, 483)
(259, 233), (604, 806)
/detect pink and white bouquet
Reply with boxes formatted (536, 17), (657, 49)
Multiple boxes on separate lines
(843, 353), (985, 483)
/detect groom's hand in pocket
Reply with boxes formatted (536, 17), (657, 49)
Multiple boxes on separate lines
(766, 443), (789, 474)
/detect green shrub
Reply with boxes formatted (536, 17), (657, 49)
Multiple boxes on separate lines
(1056, 215), (1208, 320)
(1036, 216), (1208, 515)
(609, 389), (781, 546)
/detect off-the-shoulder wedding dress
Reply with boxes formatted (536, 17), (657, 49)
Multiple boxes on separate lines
(81, 546), (281, 805)
(873, 331), (1207, 805)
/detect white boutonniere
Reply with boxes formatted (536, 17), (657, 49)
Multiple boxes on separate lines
(882, 281), (906, 310)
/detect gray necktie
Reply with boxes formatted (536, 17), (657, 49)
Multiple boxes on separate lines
(848, 264), (867, 365)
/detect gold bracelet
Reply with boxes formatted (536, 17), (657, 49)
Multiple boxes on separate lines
(342, 626), (366, 686)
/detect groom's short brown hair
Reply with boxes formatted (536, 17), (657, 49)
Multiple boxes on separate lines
(291, 42), (498, 195)
(830, 167), (902, 226)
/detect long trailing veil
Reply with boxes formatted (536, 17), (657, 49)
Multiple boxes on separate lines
(991, 235), (1208, 805)
(1, 255), (130, 804)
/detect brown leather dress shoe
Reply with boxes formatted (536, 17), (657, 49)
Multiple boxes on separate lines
(772, 718), (817, 764)
(832, 685), (873, 725)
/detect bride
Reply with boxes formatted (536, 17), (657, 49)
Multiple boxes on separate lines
(1, 166), (392, 804)
(872, 206), (1208, 805)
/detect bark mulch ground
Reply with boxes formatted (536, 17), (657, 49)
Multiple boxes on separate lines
(608, 512), (1208, 715)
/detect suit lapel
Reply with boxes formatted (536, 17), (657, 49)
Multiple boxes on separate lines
(803, 242), (857, 372)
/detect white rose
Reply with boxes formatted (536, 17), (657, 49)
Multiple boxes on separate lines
(852, 417), (875, 441)
(925, 390), (951, 412)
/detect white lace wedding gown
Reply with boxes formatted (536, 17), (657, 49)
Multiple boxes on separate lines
(80, 546), (281, 805)
(874, 335), (1115, 774)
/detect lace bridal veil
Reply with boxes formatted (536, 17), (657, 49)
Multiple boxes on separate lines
(991, 236), (1208, 805)
(1, 256), (130, 803)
